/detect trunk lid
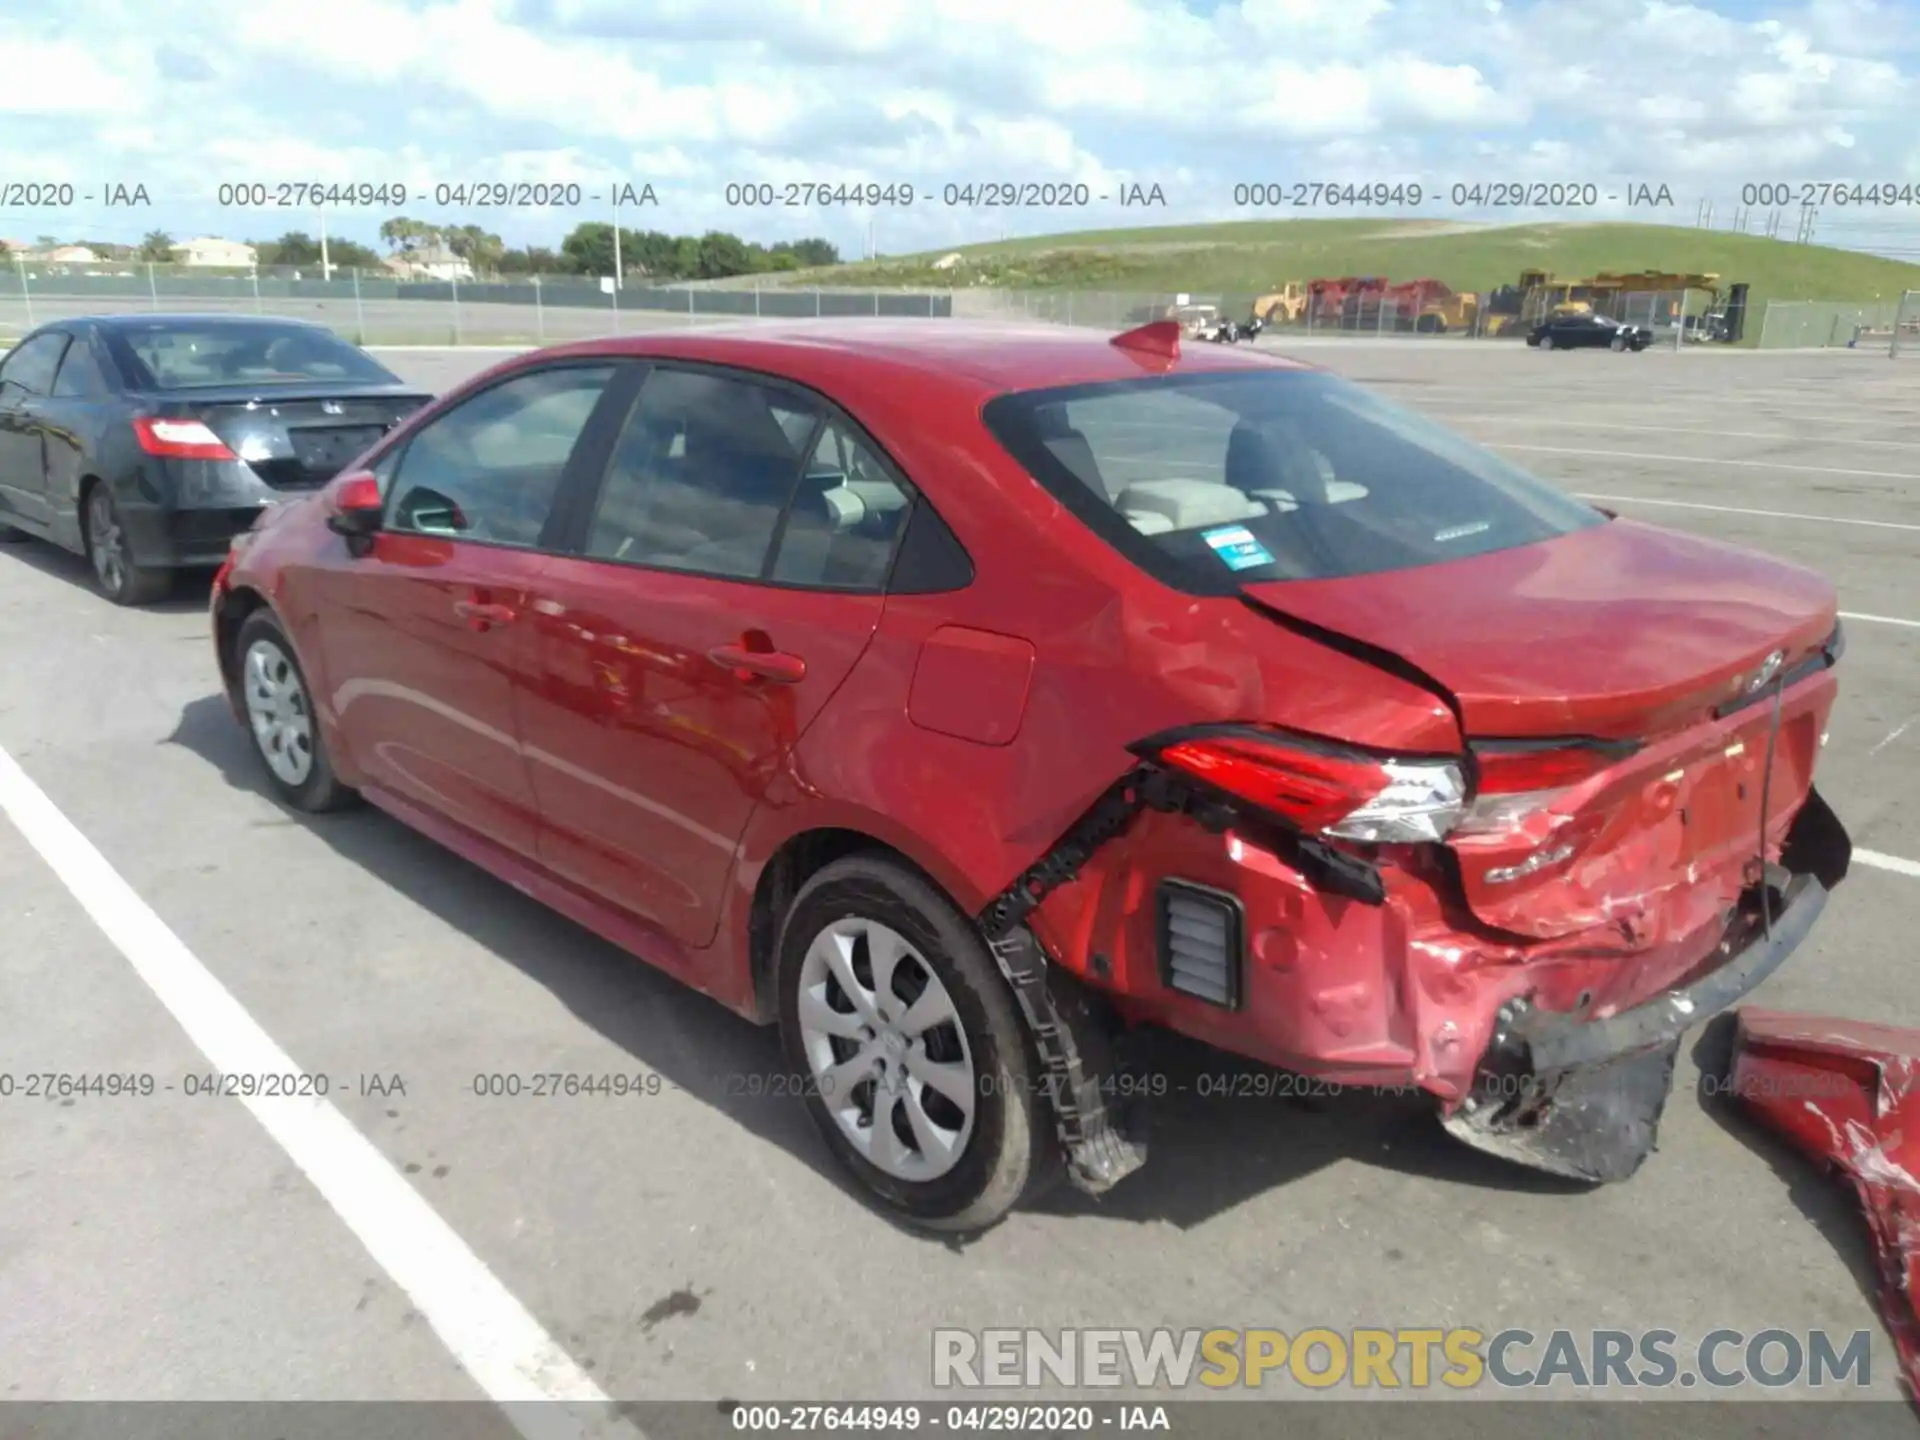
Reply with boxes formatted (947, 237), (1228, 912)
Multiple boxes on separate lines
(157, 384), (432, 491)
(1241, 519), (1841, 938)
(1240, 519), (1837, 741)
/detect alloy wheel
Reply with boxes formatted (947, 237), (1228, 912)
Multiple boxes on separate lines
(243, 638), (315, 787)
(795, 916), (977, 1183)
(87, 489), (126, 596)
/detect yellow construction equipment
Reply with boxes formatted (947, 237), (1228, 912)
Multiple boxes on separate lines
(1251, 282), (1309, 324)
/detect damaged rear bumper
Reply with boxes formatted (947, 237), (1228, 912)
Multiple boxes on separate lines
(1443, 870), (1838, 1190)
(1441, 785), (1850, 1183)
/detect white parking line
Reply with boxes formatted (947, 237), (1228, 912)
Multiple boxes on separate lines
(1576, 493), (1920, 533)
(1498, 442), (1920, 483)
(1858, 849), (1920, 879)
(0, 743), (642, 1440)
(1455, 416), (1920, 450)
(1841, 611), (1920, 629)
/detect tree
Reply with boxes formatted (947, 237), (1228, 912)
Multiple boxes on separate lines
(445, 223), (505, 277)
(261, 231), (323, 266)
(559, 222), (616, 276)
(498, 246), (561, 274)
(137, 230), (175, 263)
(774, 238), (840, 268)
(378, 216), (437, 255)
(330, 239), (381, 268)
(692, 231), (753, 279)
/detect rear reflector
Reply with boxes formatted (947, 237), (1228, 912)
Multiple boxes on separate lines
(1156, 880), (1242, 1009)
(1148, 727), (1466, 843)
(133, 416), (236, 460)
(1471, 742), (1633, 795)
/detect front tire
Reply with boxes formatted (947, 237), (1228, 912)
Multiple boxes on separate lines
(84, 485), (171, 605)
(777, 854), (1052, 1233)
(1538, 334), (1554, 350)
(1610, 335), (1627, 352)
(232, 609), (357, 812)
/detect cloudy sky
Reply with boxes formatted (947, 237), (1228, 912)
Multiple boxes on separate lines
(3, 0), (1918, 259)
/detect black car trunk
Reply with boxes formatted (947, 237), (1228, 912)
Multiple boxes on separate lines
(160, 386), (431, 490)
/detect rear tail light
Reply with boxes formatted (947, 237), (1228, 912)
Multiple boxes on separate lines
(133, 416), (236, 460)
(1146, 727), (1467, 844)
(1455, 739), (1637, 835)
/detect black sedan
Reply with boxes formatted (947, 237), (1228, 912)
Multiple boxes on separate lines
(1527, 312), (1654, 352)
(0, 315), (431, 604)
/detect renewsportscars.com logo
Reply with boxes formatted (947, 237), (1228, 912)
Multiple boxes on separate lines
(932, 1327), (1876, 1392)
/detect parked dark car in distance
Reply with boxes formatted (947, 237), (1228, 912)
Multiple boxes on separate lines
(211, 318), (1849, 1233)
(1527, 312), (1654, 351)
(0, 314), (432, 603)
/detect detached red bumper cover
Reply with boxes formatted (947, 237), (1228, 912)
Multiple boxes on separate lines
(1732, 1009), (1920, 1401)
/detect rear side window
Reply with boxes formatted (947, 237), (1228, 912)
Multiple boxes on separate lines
(770, 420), (914, 589)
(981, 369), (1604, 590)
(583, 367), (818, 580)
(52, 336), (110, 397)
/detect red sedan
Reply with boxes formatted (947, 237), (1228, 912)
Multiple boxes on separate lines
(210, 319), (1852, 1231)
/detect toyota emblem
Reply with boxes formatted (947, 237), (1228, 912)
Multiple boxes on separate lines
(1744, 648), (1786, 694)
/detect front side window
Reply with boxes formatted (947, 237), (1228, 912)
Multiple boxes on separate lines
(385, 364), (617, 547)
(982, 369), (1605, 590)
(0, 333), (70, 397)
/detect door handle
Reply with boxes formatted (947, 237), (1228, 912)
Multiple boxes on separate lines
(453, 598), (517, 630)
(707, 643), (806, 684)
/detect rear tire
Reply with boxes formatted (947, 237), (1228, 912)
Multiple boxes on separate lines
(1539, 334), (1555, 350)
(84, 485), (171, 605)
(232, 609), (357, 812)
(777, 854), (1053, 1234)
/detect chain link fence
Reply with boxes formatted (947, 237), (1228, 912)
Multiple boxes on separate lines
(0, 259), (1908, 353)
(1753, 299), (1912, 350)
(0, 260), (952, 345)
(1890, 291), (1920, 358)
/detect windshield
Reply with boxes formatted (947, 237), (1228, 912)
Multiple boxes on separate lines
(107, 321), (399, 390)
(981, 368), (1606, 590)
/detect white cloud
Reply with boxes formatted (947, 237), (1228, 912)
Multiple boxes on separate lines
(2, 0), (1915, 258)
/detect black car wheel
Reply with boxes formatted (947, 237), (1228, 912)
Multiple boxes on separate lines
(84, 485), (171, 605)
(1539, 333), (1555, 350)
(1610, 335), (1627, 352)
(777, 853), (1057, 1233)
(231, 608), (358, 812)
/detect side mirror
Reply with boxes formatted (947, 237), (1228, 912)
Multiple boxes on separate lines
(325, 471), (385, 538)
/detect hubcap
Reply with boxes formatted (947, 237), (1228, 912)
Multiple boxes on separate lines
(796, 917), (977, 1183)
(242, 638), (315, 786)
(88, 490), (125, 594)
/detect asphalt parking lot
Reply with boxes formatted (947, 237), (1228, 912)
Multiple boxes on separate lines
(2, 335), (1917, 1425)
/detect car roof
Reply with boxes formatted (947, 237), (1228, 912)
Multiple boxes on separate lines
(526, 319), (1316, 401)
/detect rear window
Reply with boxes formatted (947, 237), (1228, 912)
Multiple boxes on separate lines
(106, 322), (398, 390)
(981, 368), (1605, 590)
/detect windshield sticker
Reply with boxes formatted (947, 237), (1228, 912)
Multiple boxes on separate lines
(1201, 525), (1275, 571)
